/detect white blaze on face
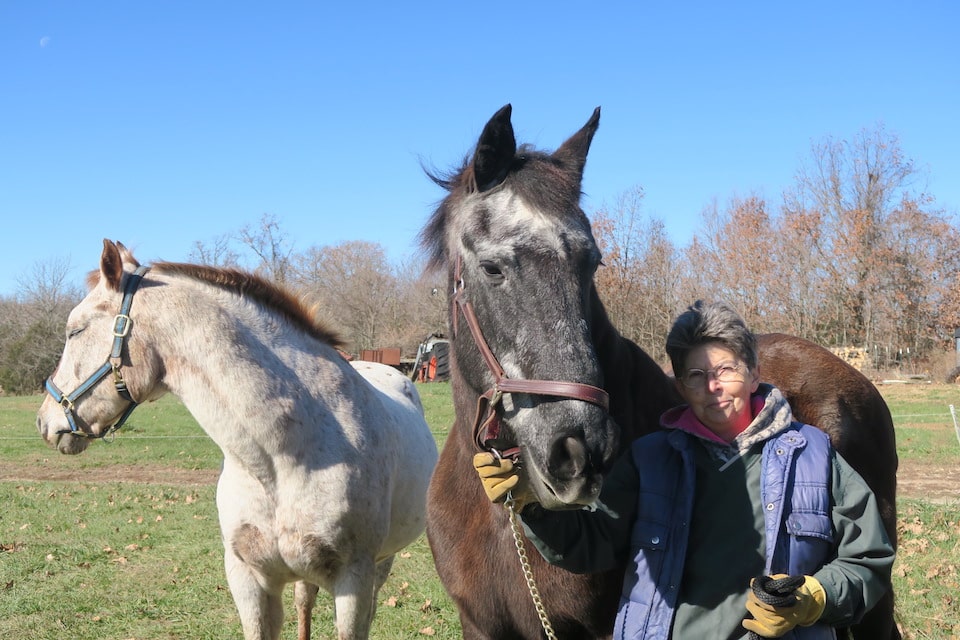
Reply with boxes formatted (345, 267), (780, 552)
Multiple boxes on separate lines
(457, 188), (595, 387)
(486, 190), (579, 254)
(457, 189), (592, 268)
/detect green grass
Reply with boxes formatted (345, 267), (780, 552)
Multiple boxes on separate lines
(415, 381), (455, 448)
(0, 479), (464, 639)
(893, 499), (960, 638)
(1, 481), (232, 639)
(881, 383), (960, 464)
(3, 381), (960, 639)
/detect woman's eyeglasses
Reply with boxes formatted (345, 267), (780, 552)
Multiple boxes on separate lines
(679, 363), (746, 389)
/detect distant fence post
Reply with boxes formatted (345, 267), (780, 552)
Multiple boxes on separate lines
(951, 404), (960, 447)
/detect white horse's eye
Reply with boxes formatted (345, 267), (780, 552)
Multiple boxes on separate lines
(67, 327), (84, 339)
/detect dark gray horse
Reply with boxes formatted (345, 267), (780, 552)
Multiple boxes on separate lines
(422, 105), (898, 639)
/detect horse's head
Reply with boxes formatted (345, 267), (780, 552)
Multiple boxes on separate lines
(37, 240), (160, 454)
(422, 105), (618, 509)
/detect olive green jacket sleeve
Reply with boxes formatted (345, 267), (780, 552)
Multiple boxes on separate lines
(815, 450), (896, 626)
(517, 450), (639, 574)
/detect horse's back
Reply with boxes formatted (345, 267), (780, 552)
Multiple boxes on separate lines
(351, 360), (425, 416)
(757, 333), (898, 511)
(350, 360), (434, 457)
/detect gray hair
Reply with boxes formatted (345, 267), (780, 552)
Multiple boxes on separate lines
(666, 300), (758, 375)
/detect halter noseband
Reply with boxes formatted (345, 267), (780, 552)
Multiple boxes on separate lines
(451, 256), (609, 460)
(44, 266), (150, 439)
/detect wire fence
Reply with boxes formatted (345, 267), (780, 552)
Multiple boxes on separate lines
(1, 412), (957, 444)
(888, 406), (960, 446)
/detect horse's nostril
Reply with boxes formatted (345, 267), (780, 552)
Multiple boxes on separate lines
(549, 435), (589, 480)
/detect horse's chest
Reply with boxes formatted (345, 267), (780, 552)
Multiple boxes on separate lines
(218, 472), (354, 582)
(229, 520), (346, 583)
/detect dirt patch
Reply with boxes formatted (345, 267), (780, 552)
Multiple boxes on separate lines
(1, 460), (956, 502)
(895, 459), (960, 503)
(0, 463), (218, 486)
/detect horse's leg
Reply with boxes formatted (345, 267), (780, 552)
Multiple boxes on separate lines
(374, 555), (394, 599)
(332, 556), (377, 640)
(224, 548), (284, 640)
(850, 590), (901, 640)
(295, 581), (320, 640)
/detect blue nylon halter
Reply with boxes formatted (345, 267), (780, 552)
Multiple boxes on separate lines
(44, 266), (150, 439)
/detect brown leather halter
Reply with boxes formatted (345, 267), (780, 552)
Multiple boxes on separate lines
(451, 256), (610, 460)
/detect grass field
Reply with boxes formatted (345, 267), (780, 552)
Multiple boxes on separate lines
(2, 382), (958, 639)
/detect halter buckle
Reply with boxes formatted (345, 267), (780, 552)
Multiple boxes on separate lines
(113, 314), (133, 338)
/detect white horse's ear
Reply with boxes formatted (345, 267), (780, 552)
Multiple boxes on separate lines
(100, 239), (124, 292)
(114, 241), (140, 267)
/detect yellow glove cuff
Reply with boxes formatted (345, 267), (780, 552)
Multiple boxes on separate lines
(742, 574), (827, 637)
(796, 575), (827, 626)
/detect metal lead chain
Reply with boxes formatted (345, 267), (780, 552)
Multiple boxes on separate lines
(505, 494), (558, 640)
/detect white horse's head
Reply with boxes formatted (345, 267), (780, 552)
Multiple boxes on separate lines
(37, 240), (160, 454)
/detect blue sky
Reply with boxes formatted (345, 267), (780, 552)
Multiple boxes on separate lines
(2, 1), (957, 297)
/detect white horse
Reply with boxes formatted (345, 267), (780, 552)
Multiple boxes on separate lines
(36, 239), (439, 640)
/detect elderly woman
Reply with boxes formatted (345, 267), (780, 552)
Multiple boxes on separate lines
(474, 300), (894, 639)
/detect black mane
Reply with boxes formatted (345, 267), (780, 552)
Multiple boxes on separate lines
(419, 145), (586, 274)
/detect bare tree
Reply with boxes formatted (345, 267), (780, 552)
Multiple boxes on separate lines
(238, 213), (294, 284)
(290, 240), (403, 354)
(783, 125), (918, 350)
(685, 195), (782, 330)
(591, 186), (680, 357)
(877, 195), (960, 355)
(0, 257), (84, 394)
(189, 233), (241, 268)
(14, 254), (82, 310)
(396, 257), (448, 347)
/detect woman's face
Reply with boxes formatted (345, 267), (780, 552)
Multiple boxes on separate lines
(675, 342), (760, 441)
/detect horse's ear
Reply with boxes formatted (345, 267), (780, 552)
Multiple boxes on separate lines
(472, 104), (516, 192)
(100, 239), (124, 292)
(114, 240), (141, 268)
(553, 106), (601, 178)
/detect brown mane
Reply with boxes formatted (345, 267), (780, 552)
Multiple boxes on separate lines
(153, 261), (346, 350)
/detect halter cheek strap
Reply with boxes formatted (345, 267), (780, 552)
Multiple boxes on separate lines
(45, 266), (150, 439)
(451, 256), (609, 460)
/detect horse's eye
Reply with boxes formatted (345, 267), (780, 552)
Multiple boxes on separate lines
(67, 327), (83, 339)
(479, 261), (505, 283)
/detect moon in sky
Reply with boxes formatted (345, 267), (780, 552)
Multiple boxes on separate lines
(40, 36), (51, 48)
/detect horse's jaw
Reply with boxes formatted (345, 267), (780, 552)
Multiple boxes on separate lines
(36, 423), (92, 455)
(54, 433), (92, 455)
(526, 461), (605, 510)
(36, 397), (128, 455)
(506, 406), (618, 510)
(531, 475), (603, 511)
